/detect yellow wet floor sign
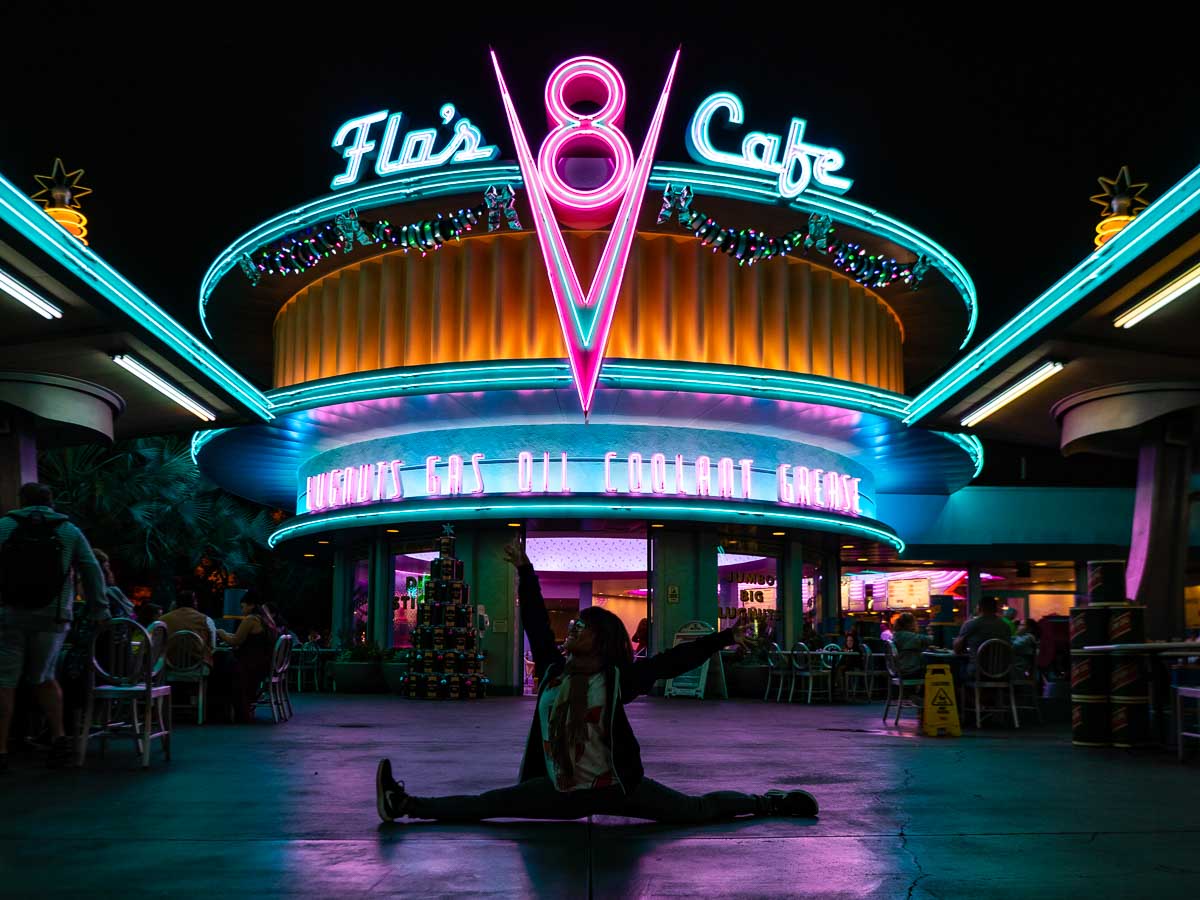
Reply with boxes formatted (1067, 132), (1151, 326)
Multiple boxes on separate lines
(922, 663), (961, 737)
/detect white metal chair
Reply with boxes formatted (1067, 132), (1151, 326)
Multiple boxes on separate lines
(842, 645), (874, 702)
(291, 641), (321, 692)
(963, 639), (1019, 728)
(764, 643), (792, 702)
(1011, 647), (1042, 725)
(252, 634), (294, 722)
(882, 639), (924, 726)
(789, 641), (833, 703)
(76, 618), (172, 768)
(165, 629), (209, 724)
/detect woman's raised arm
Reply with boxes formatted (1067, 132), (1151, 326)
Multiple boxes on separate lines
(504, 541), (563, 678)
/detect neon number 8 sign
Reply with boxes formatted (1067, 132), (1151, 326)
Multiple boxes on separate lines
(537, 57), (634, 229)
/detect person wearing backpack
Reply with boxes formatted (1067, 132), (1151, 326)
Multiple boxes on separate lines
(0, 483), (107, 771)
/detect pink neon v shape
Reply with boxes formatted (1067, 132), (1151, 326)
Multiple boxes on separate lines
(490, 50), (681, 416)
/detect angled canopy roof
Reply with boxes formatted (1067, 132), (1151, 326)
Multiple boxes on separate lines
(0, 169), (271, 445)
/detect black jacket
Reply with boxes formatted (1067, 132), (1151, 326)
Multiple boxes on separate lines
(516, 563), (735, 793)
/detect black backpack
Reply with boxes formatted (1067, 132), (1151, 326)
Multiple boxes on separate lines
(0, 513), (69, 611)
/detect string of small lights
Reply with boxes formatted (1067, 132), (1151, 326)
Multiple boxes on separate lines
(239, 185), (521, 285)
(658, 184), (929, 290)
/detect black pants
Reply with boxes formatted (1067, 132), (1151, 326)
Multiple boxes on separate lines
(408, 777), (767, 823)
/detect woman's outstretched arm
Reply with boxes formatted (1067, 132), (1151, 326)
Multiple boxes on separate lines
(619, 614), (752, 701)
(504, 540), (563, 678)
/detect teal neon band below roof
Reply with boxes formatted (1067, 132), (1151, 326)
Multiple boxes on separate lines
(195, 358), (980, 487)
(267, 496), (904, 552)
(0, 172), (273, 422)
(903, 160), (1200, 426)
(260, 359), (912, 418)
(199, 163), (976, 347)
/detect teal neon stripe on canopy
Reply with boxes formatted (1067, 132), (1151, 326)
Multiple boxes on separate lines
(267, 497), (905, 552)
(0, 171), (273, 421)
(903, 160), (1200, 426)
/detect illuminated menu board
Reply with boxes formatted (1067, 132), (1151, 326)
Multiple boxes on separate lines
(842, 576), (865, 612)
(887, 578), (931, 609)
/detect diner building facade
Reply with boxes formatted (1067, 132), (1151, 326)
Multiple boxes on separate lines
(4, 54), (1198, 695)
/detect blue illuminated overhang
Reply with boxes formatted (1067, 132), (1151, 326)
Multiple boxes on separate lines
(199, 163), (977, 347)
(193, 360), (981, 515)
(904, 160), (1200, 425)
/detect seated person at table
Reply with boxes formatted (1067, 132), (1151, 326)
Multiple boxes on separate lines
(216, 592), (278, 723)
(890, 613), (934, 677)
(953, 597), (1011, 674)
(1011, 619), (1040, 674)
(135, 602), (162, 630)
(158, 591), (217, 665)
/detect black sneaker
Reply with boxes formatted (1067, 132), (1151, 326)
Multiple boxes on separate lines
(376, 758), (410, 823)
(47, 736), (72, 769)
(763, 789), (819, 817)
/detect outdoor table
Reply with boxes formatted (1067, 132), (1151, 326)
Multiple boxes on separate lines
(1082, 642), (1200, 747)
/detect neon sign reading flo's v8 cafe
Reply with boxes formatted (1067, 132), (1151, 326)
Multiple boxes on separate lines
(304, 450), (862, 518)
(327, 52), (853, 415)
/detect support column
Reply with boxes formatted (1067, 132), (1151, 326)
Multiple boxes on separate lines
(650, 528), (718, 654)
(331, 548), (353, 648)
(781, 540), (804, 650)
(459, 527), (519, 695)
(368, 533), (393, 649)
(1126, 412), (1195, 638)
(0, 410), (38, 513)
(968, 563), (982, 617)
(820, 552), (841, 635)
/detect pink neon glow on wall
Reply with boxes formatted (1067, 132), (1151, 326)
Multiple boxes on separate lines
(490, 50), (681, 415)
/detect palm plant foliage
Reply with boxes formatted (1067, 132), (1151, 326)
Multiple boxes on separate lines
(39, 436), (277, 596)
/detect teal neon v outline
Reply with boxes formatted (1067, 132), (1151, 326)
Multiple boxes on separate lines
(490, 50), (681, 416)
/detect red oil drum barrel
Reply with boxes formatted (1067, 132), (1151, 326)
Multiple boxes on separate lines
(1071, 695), (1110, 747)
(1110, 696), (1151, 748)
(1070, 606), (1113, 650)
(1108, 606), (1146, 644)
(1071, 652), (1110, 695)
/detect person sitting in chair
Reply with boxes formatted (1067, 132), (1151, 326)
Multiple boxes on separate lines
(216, 592), (278, 723)
(890, 613), (934, 677)
(953, 596), (1011, 677)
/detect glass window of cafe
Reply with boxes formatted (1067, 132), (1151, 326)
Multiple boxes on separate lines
(838, 561), (1081, 632)
(390, 536), (437, 649)
(521, 523), (650, 694)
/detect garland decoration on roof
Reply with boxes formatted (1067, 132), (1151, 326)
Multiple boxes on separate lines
(657, 184), (929, 290)
(238, 185), (523, 285)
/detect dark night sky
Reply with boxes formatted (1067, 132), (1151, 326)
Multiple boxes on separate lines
(3, 3), (1198, 358)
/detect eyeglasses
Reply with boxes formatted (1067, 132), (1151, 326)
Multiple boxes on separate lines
(567, 619), (588, 634)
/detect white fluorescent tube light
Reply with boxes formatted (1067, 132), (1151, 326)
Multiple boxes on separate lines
(112, 354), (216, 422)
(0, 266), (62, 319)
(1113, 262), (1200, 329)
(960, 361), (1065, 428)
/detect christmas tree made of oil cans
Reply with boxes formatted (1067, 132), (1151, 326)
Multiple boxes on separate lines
(404, 525), (489, 699)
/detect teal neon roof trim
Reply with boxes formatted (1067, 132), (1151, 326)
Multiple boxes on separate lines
(200, 163), (976, 347)
(0, 171), (273, 421)
(903, 160), (1200, 426)
(261, 359), (911, 418)
(268, 497), (904, 551)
